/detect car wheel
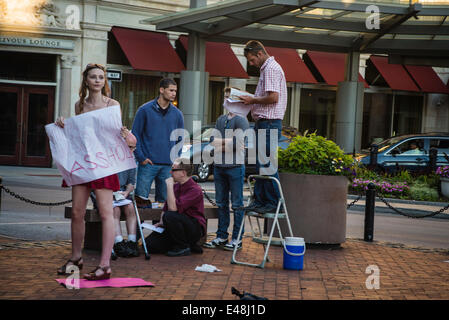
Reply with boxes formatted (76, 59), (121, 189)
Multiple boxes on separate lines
(195, 162), (211, 182)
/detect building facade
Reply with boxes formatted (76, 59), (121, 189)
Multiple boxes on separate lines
(0, 0), (448, 167)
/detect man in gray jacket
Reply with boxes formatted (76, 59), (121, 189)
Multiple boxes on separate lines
(204, 87), (249, 251)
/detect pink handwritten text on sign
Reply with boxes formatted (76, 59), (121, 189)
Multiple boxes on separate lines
(45, 105), (137, 186)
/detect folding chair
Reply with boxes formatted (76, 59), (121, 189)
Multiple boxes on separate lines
(231, 175), (294, 268)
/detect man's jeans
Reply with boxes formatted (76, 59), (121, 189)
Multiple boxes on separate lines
(254, 119), (282, 208)
(214, 165), (245, 241)
(136, 164), (171, 202)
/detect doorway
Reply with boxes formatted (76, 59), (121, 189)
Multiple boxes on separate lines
(0, 84), (54, 167)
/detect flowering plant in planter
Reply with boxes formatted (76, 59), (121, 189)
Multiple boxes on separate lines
(436, 166), (449, 179)
(278, 132), (355, 178)
(351, 178), (410, 198)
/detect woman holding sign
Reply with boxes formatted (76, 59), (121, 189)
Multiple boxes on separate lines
(55, 63), (132, 280)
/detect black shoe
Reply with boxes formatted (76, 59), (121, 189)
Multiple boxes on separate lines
(166, 247), (191, 257)
(190, 243), (203, 254)
(136, 196), (152, 209)
(255, 205), (277, 214)
(242, 201), (263, 212)
(127, 240), (140, 257)
(113, 240), (131, 257)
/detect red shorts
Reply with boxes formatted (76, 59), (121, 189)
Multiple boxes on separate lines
(62, 174), (120, 191)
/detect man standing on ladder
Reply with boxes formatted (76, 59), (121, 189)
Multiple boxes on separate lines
(240, 40), (287, 214)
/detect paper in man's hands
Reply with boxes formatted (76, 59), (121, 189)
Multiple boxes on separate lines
(141, 223), (164, 233)
(45, 105), (136, 186)
(229, 88), (254, 102)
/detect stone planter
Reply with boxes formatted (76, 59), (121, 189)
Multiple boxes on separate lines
(441, 177), (449, 198)
(270, 172), (349, 244)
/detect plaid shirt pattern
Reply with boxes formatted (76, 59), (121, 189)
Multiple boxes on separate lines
(251, 56), (287, 121)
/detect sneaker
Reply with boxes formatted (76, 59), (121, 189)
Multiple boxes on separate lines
(255, 205), (277, 214)
(203, 238), (228, 249)
(223, 239), (242, 251)
(113, 240), (131, 257)
(136, 196), (152, 209)
(127, 241), (140, 257)
(242, 201), (263, 212)
(166, 247), (191, 257)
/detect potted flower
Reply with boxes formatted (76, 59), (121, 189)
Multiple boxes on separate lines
(274, 133), (354, 245)
(436, 166), (449, 198)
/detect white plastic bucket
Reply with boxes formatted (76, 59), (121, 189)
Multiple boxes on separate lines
(283, 237), (305, 270)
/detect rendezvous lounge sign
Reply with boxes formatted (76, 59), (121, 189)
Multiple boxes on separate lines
(0, 36), (74, 50)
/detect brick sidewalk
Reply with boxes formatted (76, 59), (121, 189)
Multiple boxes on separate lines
(0, 235), (448, 300)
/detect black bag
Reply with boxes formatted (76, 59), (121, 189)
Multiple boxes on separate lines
(231, 287), (268, 300)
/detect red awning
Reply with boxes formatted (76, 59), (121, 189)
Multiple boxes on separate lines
(111, 27), (185, 73)
(369, 56), (419, 92)
(265, 47), (316, 83)
(405, 65), (449, 94)
(179, 36), (248, 78)
(306, 51), (368, 88)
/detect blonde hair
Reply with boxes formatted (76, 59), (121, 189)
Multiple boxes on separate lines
(79, 63), (111, 113)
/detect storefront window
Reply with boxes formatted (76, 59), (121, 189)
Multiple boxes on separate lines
(361, 93), (423, 149)
(393, 94), (423, 136)
(111, 74), (160, 128)
(0, 51), (56, 82)
(299, 89), (336, 139)
(362, 93), (393, 148)
(208, 81), (225, 124)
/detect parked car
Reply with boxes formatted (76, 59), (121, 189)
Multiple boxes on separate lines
(181, 124), (293, 182)
(358, 133), (449, 173)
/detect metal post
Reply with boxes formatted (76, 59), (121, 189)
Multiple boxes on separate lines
(364, 183), (376, 242)
(429, 147), (437, 173)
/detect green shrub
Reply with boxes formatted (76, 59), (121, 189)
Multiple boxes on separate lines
(409, 183), (439, 202)
(278, 133), (354, 177)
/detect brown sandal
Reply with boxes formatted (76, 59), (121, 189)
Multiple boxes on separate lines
(83, 266), (111, 281)
(57, 257), (83, 275)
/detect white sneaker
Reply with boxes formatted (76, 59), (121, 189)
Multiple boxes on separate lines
(203, 237), (228, 249)
(223, 239), (242, 251)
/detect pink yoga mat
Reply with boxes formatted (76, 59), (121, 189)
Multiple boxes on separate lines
(56, 278), (154, 289)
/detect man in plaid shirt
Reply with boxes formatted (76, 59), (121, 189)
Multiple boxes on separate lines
(240, 40), (287, 214)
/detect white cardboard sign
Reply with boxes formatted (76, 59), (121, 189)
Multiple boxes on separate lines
(45, 105), (136, 186)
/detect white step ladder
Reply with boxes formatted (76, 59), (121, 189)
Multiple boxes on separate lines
(231, 175), (294, 268)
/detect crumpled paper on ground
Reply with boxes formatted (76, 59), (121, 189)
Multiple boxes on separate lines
(195, 264), (222, 273)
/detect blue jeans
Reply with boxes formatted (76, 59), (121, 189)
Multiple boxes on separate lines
(135, 164), (171, 202)
(214, 165), (245, 241)
(254, 119), (282, 208)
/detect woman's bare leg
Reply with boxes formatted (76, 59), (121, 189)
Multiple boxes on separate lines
(70, 185), (90, 261)
(94, 188), (114, 270)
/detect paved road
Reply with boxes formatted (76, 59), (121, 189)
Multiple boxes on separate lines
(0, 166), (448, 250)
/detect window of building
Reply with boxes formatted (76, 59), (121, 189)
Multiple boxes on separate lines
(299, 89), (336, 139)
(0, 51), (56, 82)
(392, 94), (423, 136)
(111, 74), (162, 127)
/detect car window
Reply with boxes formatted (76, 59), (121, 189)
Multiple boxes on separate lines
(393, 139), (426, 155)
(430, 138), (449, 155)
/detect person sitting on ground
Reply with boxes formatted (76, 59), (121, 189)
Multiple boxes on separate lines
(112, 166), (140, 258)
(144, 159), (206, 257)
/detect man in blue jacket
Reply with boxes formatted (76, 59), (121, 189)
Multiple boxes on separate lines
(132, 78), (184, 207)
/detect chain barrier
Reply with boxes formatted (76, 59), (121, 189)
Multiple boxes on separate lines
(347, 190), (449, 219)
(201, 189), (217, 207)
(377, 193), (449, 219)
(0, 185), (72, 207)
(347, 193), (363, 209)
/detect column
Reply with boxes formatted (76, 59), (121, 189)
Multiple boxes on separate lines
(59, 54), (76, 119)
(335, 51), (365, 154)
(179, 0), (209, 133)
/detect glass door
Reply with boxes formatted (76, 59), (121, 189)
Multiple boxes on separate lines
(20, 86), (54, 166)
(0, 85), (54, 167)
(0, 85), (22, 164)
